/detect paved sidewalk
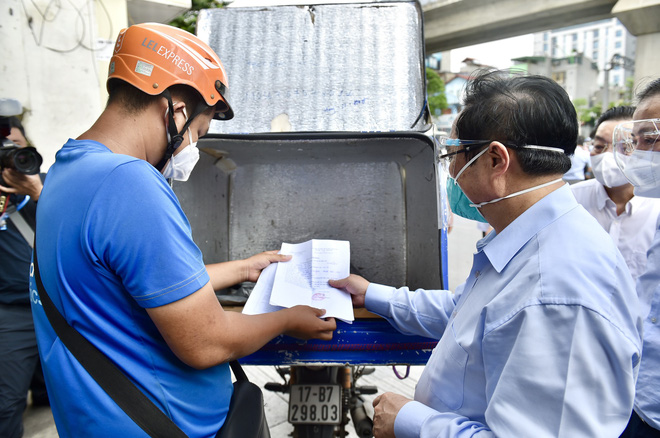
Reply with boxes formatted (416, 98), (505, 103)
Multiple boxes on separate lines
(24, 365), (424, 438)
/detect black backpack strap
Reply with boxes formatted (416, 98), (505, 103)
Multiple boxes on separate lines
(33, 242), (189, 438)
(229, 359), (249, 382)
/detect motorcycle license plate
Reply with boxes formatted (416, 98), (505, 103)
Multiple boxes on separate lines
(288, 384), (341, 424)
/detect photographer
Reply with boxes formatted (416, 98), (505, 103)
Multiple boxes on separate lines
(0, 116), (48, 438)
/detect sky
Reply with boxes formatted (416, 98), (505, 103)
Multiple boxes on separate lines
(449, 34), (536, 71)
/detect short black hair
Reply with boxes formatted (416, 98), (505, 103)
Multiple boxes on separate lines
(637, 78), (660, 104)
(455, 70), (576, 176)
(595, 106), (635, 130)
(7, 116), (26, 138)
(107, 79), (205, 117)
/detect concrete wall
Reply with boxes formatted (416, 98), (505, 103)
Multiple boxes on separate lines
(613, 0), (660, 88)
(0, 0), (128, 169)
(0, 0), (190, 170)
(634, 33), (660, 88)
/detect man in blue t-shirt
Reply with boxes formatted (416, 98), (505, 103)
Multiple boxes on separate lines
(29, 23), (336, 438)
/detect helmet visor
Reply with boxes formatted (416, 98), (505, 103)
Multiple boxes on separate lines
(213, 79), (233, 120)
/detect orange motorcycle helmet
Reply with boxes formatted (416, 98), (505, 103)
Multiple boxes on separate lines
(107, 22), (233, 120)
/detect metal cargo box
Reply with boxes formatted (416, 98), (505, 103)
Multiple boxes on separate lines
(197, 1), (428, 134)
(173, 132), (444, 364)
(174, 0), (445, 364)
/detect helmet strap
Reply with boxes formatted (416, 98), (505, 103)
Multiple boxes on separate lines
(155, 90), (212, 172)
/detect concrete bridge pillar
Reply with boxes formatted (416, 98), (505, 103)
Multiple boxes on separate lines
(612, 0), (660, 87)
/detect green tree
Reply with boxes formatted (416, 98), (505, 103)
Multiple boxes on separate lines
(573, 98), (601, 126)
(624, 77), (635, 103)
(426, 68), (448, 116)
(169, 0), (226, 34)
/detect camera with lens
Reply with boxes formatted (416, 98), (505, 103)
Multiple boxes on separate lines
(0, 117), (43, 175)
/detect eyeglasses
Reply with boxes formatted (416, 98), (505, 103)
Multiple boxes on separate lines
(590, 140), (612, 155)
(436, 138), (492, 173)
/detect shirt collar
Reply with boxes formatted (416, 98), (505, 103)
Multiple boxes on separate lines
(595, 180), (638, 216)
(627, 194), (644, 214)
(480, 184), (578, 273)
(593, 181), (610, 212)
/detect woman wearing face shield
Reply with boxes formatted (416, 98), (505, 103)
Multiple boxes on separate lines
(614, 78), (660, 438)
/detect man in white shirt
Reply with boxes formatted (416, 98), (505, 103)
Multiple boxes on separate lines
(330, 71), (642, 437)
(614, 77), (660, 437)
(563, 135), (592, 184)
(572, 106), (660, 281)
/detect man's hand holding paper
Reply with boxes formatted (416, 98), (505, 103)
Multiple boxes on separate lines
(244, 239), (355, 323)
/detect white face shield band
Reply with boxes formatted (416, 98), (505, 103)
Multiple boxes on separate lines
(458, 145), (566, 209)
(440, 141), (566, 223)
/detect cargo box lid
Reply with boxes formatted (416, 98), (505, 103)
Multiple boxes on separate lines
(197, 1), (428, 134)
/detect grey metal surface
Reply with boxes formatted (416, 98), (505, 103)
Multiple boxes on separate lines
(174, 134), (440, 291)
(197, 2), (427, 134)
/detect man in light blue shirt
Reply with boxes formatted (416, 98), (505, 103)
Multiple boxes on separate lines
(614, 78), (660, 437)
(331, 72), (643, 437)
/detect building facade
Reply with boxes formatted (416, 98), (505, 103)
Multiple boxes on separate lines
(533, 18), (636, 88)
(511, 54), (599, 103)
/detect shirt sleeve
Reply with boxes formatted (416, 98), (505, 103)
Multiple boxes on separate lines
(392, 303), (640, 437)
(85, 161), (210, 308)
(365, 283), (457, 340)
(394, 402), (492, 438)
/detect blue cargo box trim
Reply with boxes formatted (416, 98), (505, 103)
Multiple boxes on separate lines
(240, 319), (438, 365)
(259, 341), (438, 352)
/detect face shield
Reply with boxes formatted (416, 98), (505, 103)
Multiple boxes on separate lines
(435, 136), (491, 176)
(613, 118), (660, 198)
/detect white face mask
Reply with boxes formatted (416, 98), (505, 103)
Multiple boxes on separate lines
(591, 152), (629, 188)
(626, 150), (660, 198)
(162, 109), (200, 182)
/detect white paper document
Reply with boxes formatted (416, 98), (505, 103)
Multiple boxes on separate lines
(241, 263), (285, 315)
(243, 239), (354, 323)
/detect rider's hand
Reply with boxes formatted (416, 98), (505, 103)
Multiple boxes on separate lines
(0, 169), (43, 200)
(372, 392), (412, 438)
(241, 250), (292, 283)
(282, 306), (336, 341)
(328, 274), (369, 308)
